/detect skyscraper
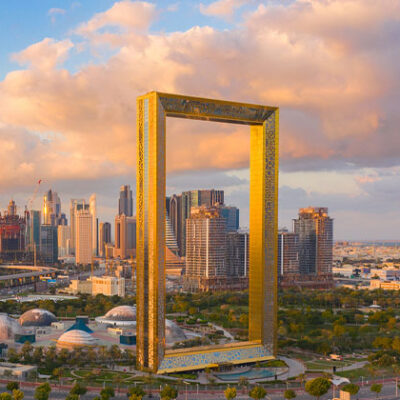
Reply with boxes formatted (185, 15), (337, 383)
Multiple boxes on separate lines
(29, 210), (41, 255)
(99, 222), (111, 257)
(293, 207), (333, 277)
(7, 200), (17, 216)
(179, 189), (225, 256)
(218, 205), (240, 232)
(277, 230), (299, 277)
(58, 225), (71, 257)
(226, 231), (249, 277)
(169, 194), (182, 255)
(89, 194), (98, 256)
(119, 185), (133, 216)
(184, 206), (227, 291)
(114, 214), (136, 259)
(43, 189), (61, 225)
(70, 199), (88, 255)
(75, 208), (93, 264)
(40, 225), (58, 264)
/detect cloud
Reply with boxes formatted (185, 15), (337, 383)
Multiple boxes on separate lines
(48, 7), (66, 23)
(199, 0), (249, 18)
(0, 0), (400, 192)
(75, 1), (157, 37)
(11, 38), (73, 70)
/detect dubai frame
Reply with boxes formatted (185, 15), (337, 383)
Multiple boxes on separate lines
(136, 91), (279, 373)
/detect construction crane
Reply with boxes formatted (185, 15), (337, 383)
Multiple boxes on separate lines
(26, 179), (42, 211)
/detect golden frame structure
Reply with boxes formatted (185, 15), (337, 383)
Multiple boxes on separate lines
(136, 91), (279, 373)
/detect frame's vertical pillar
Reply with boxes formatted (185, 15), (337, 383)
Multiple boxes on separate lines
(249, 111), (279, 355)
(136, 93), (166, 372)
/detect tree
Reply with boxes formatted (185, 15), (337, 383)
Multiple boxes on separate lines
(341, 384), (359, 397)
(128, 387), (145, 400)
(160, 385), (178, 400)
(70, 383), (87, 396)
(0, 393), (12, 400)
(6, 383), (19, 393)
(52, 367), (63, 386)
(305, 378), (331, 400)
(12, 390), (24, 400)
(34, 383), (51, 400)
(224, 386), (237, 400)
(20, 342), (33, 362)
(65, 395), (79, 400)
(284, 389), (297, 400)
(248, 386), (267, 399)
(370, 384), (382, 399)
(7, 349), (19, 363)
(100, 387), (115, 400)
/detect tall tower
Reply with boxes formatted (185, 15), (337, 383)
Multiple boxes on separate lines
(89, 194), (98, 256)
(179, 189), (225, 256)
(43, 189), (61, 225)
(293, 207), (333, 277)
(277, 230), (299, 277)
(75, 209), (93, 264)
(114, 214), (136, 259)
(40, 225), (58, 264)
(70, 199), (88, 255)
(119, 185), (133, 216)
(99, 222), (111, 257)
(7, 200), (17, 216)
(184, 206), (227, 291)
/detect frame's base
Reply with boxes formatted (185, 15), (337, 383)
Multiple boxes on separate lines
(157, 341), (273, 374)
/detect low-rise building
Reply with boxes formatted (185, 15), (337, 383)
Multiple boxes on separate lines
(370, 279), (400, 290)
(65, 275), (125, 297)
(0, 362), (37, 379)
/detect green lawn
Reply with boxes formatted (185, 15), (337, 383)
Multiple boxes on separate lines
(305, 360), (352, 370)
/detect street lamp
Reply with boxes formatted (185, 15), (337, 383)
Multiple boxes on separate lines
(184, 380), (190, 400)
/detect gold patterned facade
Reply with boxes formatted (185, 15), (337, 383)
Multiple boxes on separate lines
(136, 92), (279, 373)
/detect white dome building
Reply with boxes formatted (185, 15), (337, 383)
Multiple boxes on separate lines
(0, 314), (23, 340)
(95, 305), (187, 344)
(19, 309), (57, 327)
(95, 305), (136, 326)
(56, 329), (97, 349)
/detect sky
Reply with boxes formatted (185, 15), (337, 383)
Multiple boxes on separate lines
(0, 0), (400, 240)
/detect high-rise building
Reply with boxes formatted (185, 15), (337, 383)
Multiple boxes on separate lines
(29, 210), (41, 255)
(75, 209), (93, 264)
(70, 199), (88, 255)
(277, 230), (299, 277)
(169, 194), (182, 254)
(58, 225), (71, 258)
(99, 222), (112, 257)
(7, 200), (17, 216)
(119, 185), (133, 217)
(43, 189), (62, 226)
(89, 194), (98, 256)
(0, 208), (26, 261)
(218, 205), (239, 232)
(184, 206), (227, 291)
(226, 231), (249, 277)
(114, 214), (136, 259)
(40, 225), (58, 264)
(179, 189), (225, 256)
(293, 207), (333, 277)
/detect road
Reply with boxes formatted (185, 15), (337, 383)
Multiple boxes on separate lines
(1, 378), (400, 400)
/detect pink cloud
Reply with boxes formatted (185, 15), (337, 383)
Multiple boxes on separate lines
(199, 0), (249, 18)
(11, 38), (73, 70)
(0, 0), (399, 190)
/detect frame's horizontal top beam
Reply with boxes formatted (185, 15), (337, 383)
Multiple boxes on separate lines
(138, 91), (278, 125)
